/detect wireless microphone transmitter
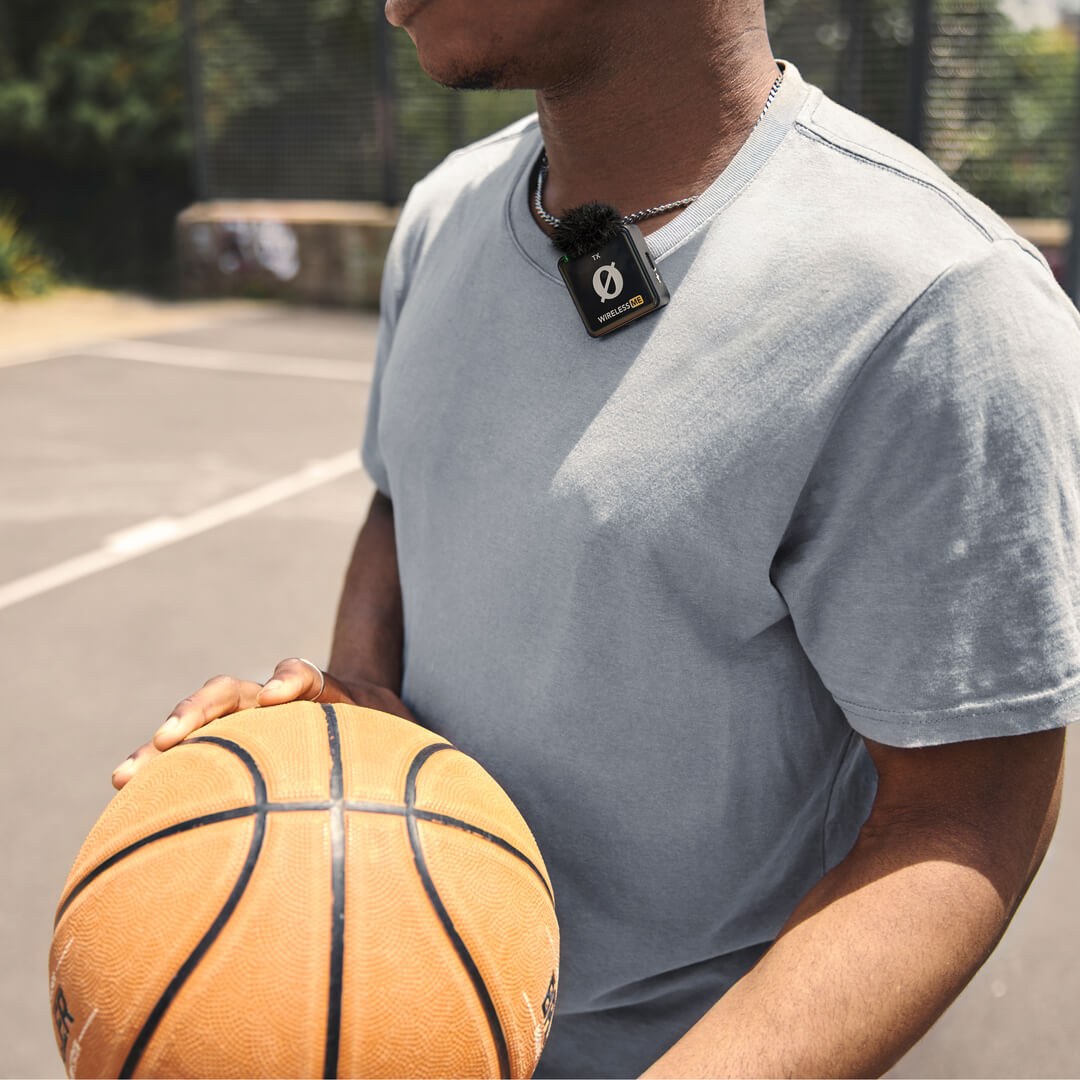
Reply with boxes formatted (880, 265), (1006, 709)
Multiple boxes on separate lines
(557, 224), (670, 338)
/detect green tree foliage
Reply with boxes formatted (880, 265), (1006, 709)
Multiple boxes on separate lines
(192, 0), (375, 198)
(768, 0), (1078, 218)
(0, 0), (1073, 293)
(186, 0), (536, 199)
(0, 0), (196, 290)
(0, 0), (188, 164)
(927, 3), (1078, 217)
(0, 202), (56, 297)
(767, 0), (915, 130)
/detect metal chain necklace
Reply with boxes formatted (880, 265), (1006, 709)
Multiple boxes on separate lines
(533, 68), (784, 230)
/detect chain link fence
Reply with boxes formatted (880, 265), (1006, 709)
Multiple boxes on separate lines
(183, 0), (1080, 290)
(182, 0), (536, 204)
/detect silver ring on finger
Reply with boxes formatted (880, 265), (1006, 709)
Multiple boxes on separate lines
(294, 657), (326, 702)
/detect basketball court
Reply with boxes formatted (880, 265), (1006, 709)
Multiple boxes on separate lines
(2, 299), (1078, 1077)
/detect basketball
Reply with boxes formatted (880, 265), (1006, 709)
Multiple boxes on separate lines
(49, 702), (559, 1079)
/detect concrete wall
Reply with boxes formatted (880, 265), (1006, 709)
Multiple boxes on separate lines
(176, 202), (1071, 310)
(177, 201), (399, 309)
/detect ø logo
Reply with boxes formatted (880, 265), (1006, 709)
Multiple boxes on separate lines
(592, 262), (624, 302)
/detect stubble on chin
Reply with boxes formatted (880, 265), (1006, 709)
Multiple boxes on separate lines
(432, 63), (512, 91)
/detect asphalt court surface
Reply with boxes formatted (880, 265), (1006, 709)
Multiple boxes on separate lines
(2, 301), (1078, 1077)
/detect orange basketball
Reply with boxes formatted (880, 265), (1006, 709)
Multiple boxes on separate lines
(49, 702), (559, 1078)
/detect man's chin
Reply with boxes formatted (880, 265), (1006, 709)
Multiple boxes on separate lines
(434, 68), (506, 91)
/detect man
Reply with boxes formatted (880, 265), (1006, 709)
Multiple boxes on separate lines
(114, 1), (1079, 1076)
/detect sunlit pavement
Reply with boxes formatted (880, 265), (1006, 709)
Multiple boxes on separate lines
(1, 297), (1076, 1078)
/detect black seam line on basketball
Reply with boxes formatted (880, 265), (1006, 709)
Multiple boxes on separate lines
(409, 809), (554, 905)
(187, 735), (269, 804)
(55, 738), (269, 928)
(343, 800), (551, 898)
(322, 704), (346, 1080)
(54, 800), (551, 929)
(405, 744), (512, 1080)
(119, 805), (267, 1079)
(265, 800), (335, 811)
(53, 806), (258, 927)
(341, 801), (552, 902)
(117, 736), (271, 1079)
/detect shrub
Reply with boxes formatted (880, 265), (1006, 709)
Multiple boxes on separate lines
(0, 203), (57, 298)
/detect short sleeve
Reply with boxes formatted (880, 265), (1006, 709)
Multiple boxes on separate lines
(774, 240), (1080, 746)
(361, 199), (418, 498)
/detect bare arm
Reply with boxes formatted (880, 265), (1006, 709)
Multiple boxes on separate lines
(642, 726), (1066, 1079)
(327, 490), (406, 700)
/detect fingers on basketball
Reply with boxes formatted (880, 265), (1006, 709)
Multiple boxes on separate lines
(256, 658), (322, 706)
(111, 741), (161, 790)
(155, 675), (263, 750)
(114, 665), (317, 790)
(61, 703), (560, 1078)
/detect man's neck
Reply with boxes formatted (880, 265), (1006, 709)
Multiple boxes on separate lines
(533, 12), (779, 237)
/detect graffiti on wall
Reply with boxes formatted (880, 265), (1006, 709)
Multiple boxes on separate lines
(189, 220), (301, 282)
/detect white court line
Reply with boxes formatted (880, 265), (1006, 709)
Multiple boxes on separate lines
(0, 451), (364, 614)
(85, 339), (373, 382)
(0, 308), (279, 369)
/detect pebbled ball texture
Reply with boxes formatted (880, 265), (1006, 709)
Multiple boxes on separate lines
(49, 702), (559, 1079)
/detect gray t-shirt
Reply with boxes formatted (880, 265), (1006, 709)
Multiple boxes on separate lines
(363, 62), (1080, 1078)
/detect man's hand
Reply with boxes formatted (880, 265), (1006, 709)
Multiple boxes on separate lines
(111, 658), (414, 790)
(112, 492), (409, 791)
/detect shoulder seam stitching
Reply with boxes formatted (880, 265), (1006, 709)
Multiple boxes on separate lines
(792, 122), (994, 243)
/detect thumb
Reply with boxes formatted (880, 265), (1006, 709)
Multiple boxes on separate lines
(255, 657), (324, 705)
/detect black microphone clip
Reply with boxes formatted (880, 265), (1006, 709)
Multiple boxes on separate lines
(551, 203), (670, 338)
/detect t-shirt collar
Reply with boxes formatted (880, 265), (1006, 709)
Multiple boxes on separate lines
(505, 60), (808, 282)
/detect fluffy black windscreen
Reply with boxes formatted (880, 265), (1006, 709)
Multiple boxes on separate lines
(550, 201), (625, 260)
